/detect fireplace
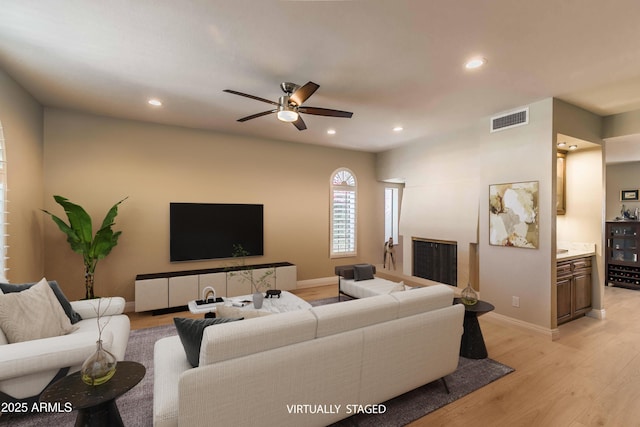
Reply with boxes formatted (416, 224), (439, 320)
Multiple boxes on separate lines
(412, 238), (457, 286)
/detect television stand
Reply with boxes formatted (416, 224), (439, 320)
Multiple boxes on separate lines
(134, 262), (296, 313)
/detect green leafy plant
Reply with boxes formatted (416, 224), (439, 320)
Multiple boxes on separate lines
(42, 195), (127, 299)
(228, 244), (273, 293)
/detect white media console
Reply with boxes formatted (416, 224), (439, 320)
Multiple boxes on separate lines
(134, 262), (296, 312)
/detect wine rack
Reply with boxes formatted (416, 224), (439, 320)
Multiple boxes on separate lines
(607, 264), (640, 288)
(606, 221), (640, 289)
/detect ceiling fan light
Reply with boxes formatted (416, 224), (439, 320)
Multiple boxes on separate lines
(277, 109), (299, 122)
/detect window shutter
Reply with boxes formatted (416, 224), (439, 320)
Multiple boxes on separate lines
(330, 168), (357, 257)
(0, 123), (8, 282)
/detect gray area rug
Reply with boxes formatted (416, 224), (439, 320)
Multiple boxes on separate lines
(331, 356), (513, 426)
(3, 299), (514, 427)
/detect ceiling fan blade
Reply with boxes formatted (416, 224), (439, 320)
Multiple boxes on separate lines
(299, 106), (353, 118)
(223, 89), (279, 106)
(237, 110), (277, 122)
(289, 81), (320, 106)
(292, 115), (307, 131)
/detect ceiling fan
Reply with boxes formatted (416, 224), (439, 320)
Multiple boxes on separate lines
(223, 81), (353, 131)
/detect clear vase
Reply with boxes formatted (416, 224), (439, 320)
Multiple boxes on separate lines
(253, 292), (264, 309)
(81, 340), (117, 386)
(461, 284), (478, 306)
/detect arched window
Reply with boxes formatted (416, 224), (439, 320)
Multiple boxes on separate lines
(0, 123), (7, 282)
(330, 168), (357, 257)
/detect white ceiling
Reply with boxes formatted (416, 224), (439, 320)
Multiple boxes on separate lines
(2, 1), (640, 153)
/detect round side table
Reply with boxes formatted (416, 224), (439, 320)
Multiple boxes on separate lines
(454, 298), (495, 359)
(40, 360), (145, 427)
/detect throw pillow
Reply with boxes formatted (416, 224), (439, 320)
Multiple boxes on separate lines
(390, 281), (407, 293)
(174, 317), (243, 368)
(0, 278), (78, 343)
(354, 264), (375, 281)
(0, 280), (82, 324)
(338, 267), (355, 280)
(216, 305), (241, 318)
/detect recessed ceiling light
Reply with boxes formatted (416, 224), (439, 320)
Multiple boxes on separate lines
(465, 57), (487, 69)
(393, 126), (403, 132)
(327, 129), (336, 135)
(148, 99), (162, 106)
(569, 144), (578, 150)
(557, 142), (567, 147)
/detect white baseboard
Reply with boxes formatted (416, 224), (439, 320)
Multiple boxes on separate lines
(484, 311), (559, 341)
(587, 308), (606, 320)
(295, 276), (337, 289)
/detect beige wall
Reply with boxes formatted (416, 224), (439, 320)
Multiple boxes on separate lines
(606, 162), (640, 220)
(43, 109), (386, 302)
(378, 98), (555, 330)
(603, 109), (640, 139)
(0, 69), (45, 282)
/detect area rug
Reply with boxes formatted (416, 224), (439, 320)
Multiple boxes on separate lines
(3, 312), (513, 427)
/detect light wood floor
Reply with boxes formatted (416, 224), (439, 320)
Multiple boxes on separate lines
(127, 284), (640, 426)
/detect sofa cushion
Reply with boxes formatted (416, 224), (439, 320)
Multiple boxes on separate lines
(199, 309), (318, 366)
(390, 281), (407, 292)
(0, 280), (82, 324)
(0, 278), (77, 343)
(389, 284), (454, 318)
(311, 294), (398, 338)
(173, 317), (243, 367)
(353, 264), (375, 281)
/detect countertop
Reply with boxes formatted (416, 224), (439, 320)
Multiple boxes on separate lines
(556, 242), (596, 261)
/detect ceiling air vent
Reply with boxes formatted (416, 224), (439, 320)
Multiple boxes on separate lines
(490, 107), (529, 133)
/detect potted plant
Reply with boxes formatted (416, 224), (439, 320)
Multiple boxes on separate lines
(228, 244), (274, 309)
(42, 195), (127, 300)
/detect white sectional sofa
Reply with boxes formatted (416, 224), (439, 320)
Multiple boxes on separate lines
(336, 263), (408, 299)
(153, 284), (464, 427)
(0, 296), (130, 401)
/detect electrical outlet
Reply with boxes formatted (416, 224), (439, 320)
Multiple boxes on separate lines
(512, 296), (520, 308)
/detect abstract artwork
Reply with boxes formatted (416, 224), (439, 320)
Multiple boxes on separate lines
(489, 181), (539, 248)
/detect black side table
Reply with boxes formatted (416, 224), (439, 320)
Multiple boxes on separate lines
(454, 298), (495, 359)
(40, 360), (145, 427)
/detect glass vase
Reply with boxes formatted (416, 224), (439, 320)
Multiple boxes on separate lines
(253, 291), (264, 309)
(461, 284), (478, 306)
(81, 340), (117, 386)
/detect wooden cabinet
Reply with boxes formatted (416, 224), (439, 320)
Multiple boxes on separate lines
(412, 238), (457, 286)
(557, 256), (592, 325)
(606, 221), (640, 289)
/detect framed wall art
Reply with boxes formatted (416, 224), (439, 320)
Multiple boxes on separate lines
(489, 181), (539, 248)
(621, 189), (639, 201)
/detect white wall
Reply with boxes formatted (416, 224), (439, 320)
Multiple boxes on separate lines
(378, 98), (554, 330)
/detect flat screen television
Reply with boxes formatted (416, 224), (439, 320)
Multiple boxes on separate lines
(170, 203), (264, 262)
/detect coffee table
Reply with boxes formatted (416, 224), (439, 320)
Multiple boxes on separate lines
(454, 298), (495, 359)
(188, 290), (311, 317)
(40, 360), (145, 427)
